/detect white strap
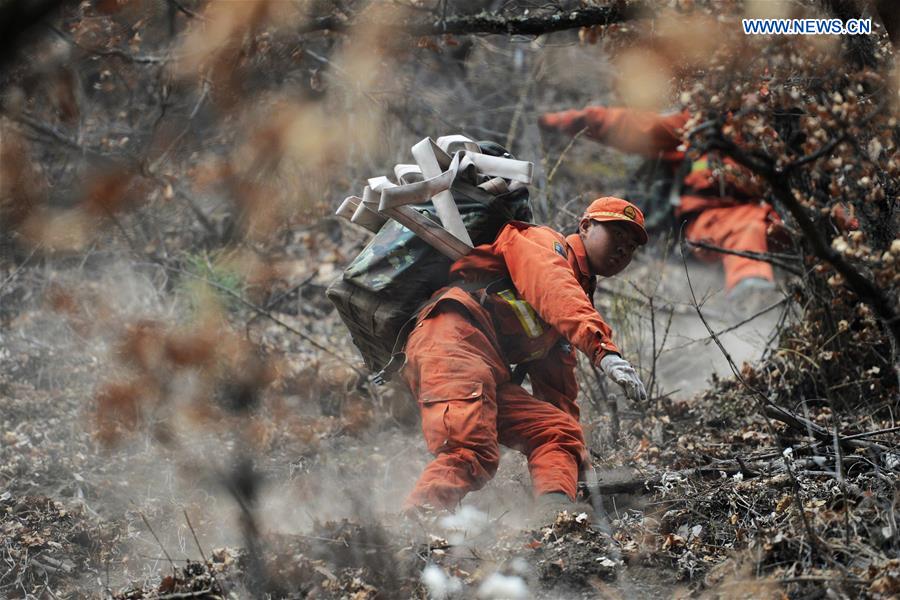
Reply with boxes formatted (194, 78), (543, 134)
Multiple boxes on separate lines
(336, 196), (361, 220)
(378, 150), (461, 212)
(349, 188), (388, 232)
(361, 180), (470, 260)
(367, 176), (395, 192)
(334, 134), (535, 259)
(394, 164), (423, 184)
(478, 177), (510, 195)
(435, 134), (480, 154)
(411, 138), (472, 247)
(381, 204), (470, 261)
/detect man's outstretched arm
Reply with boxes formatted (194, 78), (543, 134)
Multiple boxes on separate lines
(494, 223), (620, 366)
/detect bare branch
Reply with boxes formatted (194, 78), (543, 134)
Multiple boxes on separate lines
(298, 3), (645, 36)
(685, 239), (804, 276)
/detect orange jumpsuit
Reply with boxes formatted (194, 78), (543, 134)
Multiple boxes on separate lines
(403, 222), (620, 510)
(539, 106), (780, 291)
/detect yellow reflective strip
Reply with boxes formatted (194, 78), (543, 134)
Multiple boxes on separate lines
(497, 289), (544, 338)
(587, 211), (629, 220)
(691, 158), (709, 173)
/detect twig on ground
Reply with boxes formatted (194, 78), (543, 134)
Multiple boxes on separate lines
(148, 78), (210, 174)
(182, 509), (207, 564)
(138, 511), (177, 578)
(841, 425), (900, 441)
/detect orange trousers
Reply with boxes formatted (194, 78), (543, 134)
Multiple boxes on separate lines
(402, 304), (586, 510)
(684, 203), (780, 291)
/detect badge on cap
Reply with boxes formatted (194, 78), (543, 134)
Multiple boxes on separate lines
(623, 205), (637, 220)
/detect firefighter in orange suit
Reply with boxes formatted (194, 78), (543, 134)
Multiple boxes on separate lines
(402, 197), (647, 512)
(538, 106), (782, 296)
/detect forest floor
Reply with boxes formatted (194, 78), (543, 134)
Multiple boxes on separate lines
(1, 222), (898, 599)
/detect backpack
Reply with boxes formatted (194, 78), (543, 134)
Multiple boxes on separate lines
(624, 153), (691, 233)
(326, 136), (534, 381)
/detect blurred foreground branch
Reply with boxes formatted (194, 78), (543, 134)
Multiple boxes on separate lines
(0, 0), (64, 67)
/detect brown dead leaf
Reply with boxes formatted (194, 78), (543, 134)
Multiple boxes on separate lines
(579, 26), (600, 45)
(158, 575), (176, 593)
(0, 121), (45, 231)
(52, 68), (80, 124)
(775, 494), (794, 514)
(119, 320), (167, 372)
(614, 48), (672, 111)
(95, 380), (146, 445)
(20, 208), (92, 252)
(81, 170), (137, 216)
(165, 327), (218, 368)
(663, 533), (685, 550)
(340, 397), (373, 436)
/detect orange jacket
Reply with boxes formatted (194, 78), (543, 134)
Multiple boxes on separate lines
(416, 222), (620, 412)
(539, 106), (760, 214)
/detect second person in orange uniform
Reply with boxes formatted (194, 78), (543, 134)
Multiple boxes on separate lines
(538, 105), (782, 296)
(403, 197), (647, 511)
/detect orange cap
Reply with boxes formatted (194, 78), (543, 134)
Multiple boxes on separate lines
(581, 196), (648, 245)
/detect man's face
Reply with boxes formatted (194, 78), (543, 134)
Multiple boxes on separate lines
(579, 220), (641, 277)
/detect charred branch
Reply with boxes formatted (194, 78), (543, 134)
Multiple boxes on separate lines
(298, 3), (645, 37)
(873, 0), (900, 47)
(685, 239), (804, 276)
(821, 0), (881, 68)
(764, 403), (889, 454)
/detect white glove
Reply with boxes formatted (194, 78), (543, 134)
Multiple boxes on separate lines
(599, 354), (647, 403)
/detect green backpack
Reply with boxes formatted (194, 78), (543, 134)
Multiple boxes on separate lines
(326, 137), (533, 381)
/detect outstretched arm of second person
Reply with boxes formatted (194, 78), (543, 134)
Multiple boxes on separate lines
(539, 106), (689, 157)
